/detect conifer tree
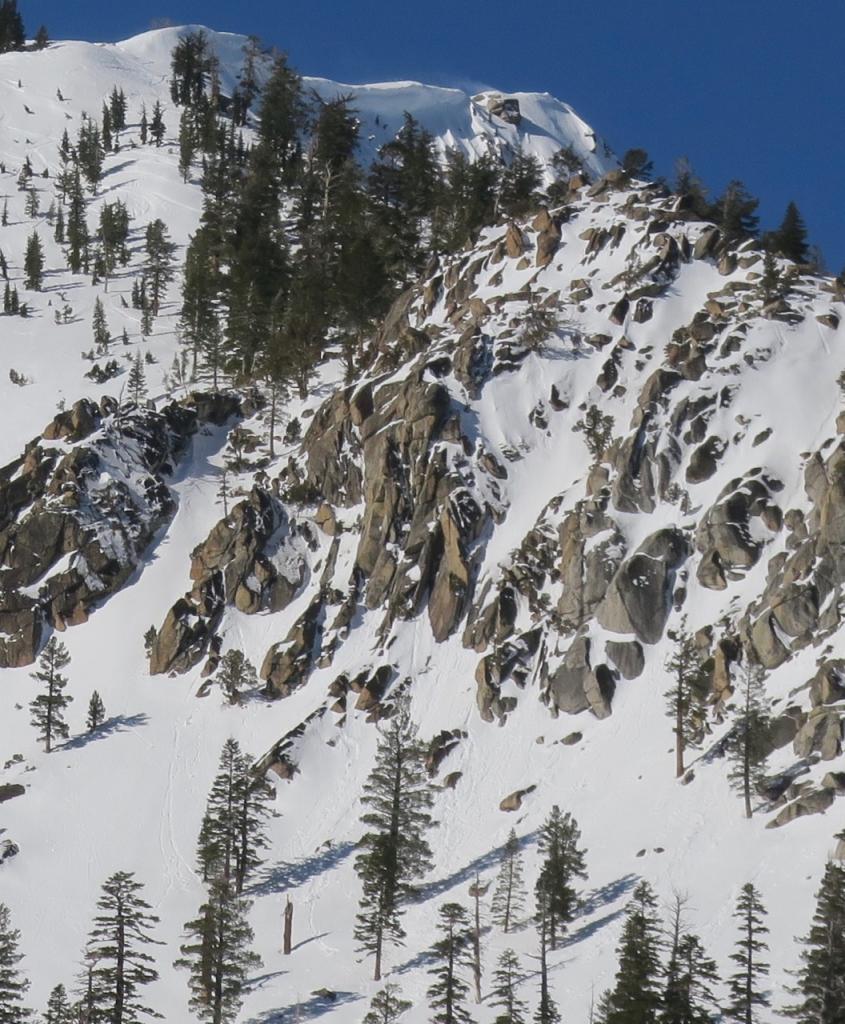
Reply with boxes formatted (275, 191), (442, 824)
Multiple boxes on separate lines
(139, 105), (148, 145)
(23, 230), (44, 290)
(0, 902), (29, 1024)
(175, 878), (260, 1024)
(92, 296), (109, 351)
(726, 883), (770, 1024)
(216, 650), (257, 705)
(149, 102), (165, 147)
(427, 903), (474, 1024)
(662, 933), (720, 1024)
(664, 619), (707, 778)
(716, 180), (759, 247)
(30, 637), (72, 753)
(534, 894), (560, 1024)
(87, 691), (106, 732)
(354, 700), (435, 980)
(84, 872), (161, 1024)
(602, 882), (664, 1024)
(196, 739), (270, 893)
(499, 153), (543, 218)
(363, 983), (412, 1024)
(784, 861), (845, 1024)
(534, 806), (587, 949)
(769, 201), (809, 265)
(727, 661), (771, 818)
(44, 983), (74, 1024)
(143, 220), (176, 316)
(24, 187), (38, 219)
(65, 171), (88, 274)
(54, 204), (64, 245)
(127, 351), (147, 405)
(491, 949), (527, 1024)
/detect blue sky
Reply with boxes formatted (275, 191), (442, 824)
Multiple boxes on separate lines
(26, 0), (845, 269)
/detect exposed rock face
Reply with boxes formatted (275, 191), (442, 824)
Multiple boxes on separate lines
(548, 636), (615, 719)
(0, 393), (238, 668)
(596, 528), (689, 644)
(261, 597), (325, 698)
(793, 709), (843, 761)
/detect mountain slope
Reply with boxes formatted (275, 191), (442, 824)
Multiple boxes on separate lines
(0, 23), (844, 1024)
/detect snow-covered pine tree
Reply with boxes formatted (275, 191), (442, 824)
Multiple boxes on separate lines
(195, 738), (270, 893)
(727, 661), (771, 819)
(86, 690), (106, 732)
(354, 699), (435, 980)
(726, 883), (770, 1024)
(426, 903), (474, 1024)
(491, 949), (527, 1024)
(784, 861), (845, 1024)
(216, 649), (258, 705)
(84, 872), (162, 1024)
(491, 829), (526, 933)
(44, 983), (74, 1024)
(664, 618), (708, 778)
(29, 636), (72, 753)
(174, 877), (261, 1024)
(0, 903), (29, 1024)
(362, 983), (412, 1024)
(601, 881), (664, 1024)
(534, 806), (587, 949)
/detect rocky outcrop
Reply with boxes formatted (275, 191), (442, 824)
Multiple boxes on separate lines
(548, 636), (615, 719)
(261, 597), (325, 698)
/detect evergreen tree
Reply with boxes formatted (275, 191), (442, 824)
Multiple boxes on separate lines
(143, 220), (176, 316)
(0, 0), (25, 53)
(178, 108), (196, 182)
(603, 882), (664, 1024)
(87, 691), (106, 732)
(77, 119), (104, 190)
(759, 250), (783, 304)
(354, 700), (435, 980)
(216, 650), (257, 705)
(24, 188), (38, 219)
(127, 351), (147, 405)
(768, 201), (810, 265)
(44, 983), (73, 1023)
(491, 949), (527, 1024)
(622, 148), (654, 179)
(53, 204), (65, 245)
(101, 103), (113, 153)
(664, 619), (708, 778)
(256, 52), (305, 179)
(149, 102), (165, 147)
(65, 170), (88, 274)
(534, 894), (560, 1024)
(434, 151), (499, 252)
(92, 296), (109, 351)
(363, 983), (412, 1024)
(661, 933), (720, 1024)
(23, 231), (44, 291)
(84, 872), (161, 1024)
(29, 637), (72, 753)
(110, 87), (128, 135)
(427, 903), (474, 1024)
(169, 29), (212, 108)
(726, 883), (770, 1024)
(139, 105), (148, 145)
(727, 661), (771, 818)
(174, 878), (261, 1024)
(499, 153), (543, 219)
(534, 806), (587, 950)
(784, 862), (845, 1024)
(716, 180), (759, 247)
(196, 738), (270, 894)
(0, 902), (29, 1024)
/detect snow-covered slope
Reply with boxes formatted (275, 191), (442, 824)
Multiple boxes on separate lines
(0, 22), (844, 1024)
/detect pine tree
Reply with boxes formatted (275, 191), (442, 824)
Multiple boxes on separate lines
(534, 806), (587, 950)
(24, 188), (38, 219)
(726, 883), (770, 1024)
(196, 739), (270, 893)
(0, 902), (29, 1024)
(44, 983), (74, 1024)
(769, 201), (810, 265)
(92, 296), (109, 351)
(499, 153), (543, 218)
(716, 180), (759, 247)
(87, 690), (106, 732)
(216, 650), (257, 705)
(143, 220), (176, 316)
(534, 894), (560, 1024)
(427, 903), (474, 1024)
(84, 872), (161, 1024)
(66, 170), (88, 274)
(662, 933), (720, 1024)
(603, 881), (664, 1024)
(29, 637), (72, 753)
(23, 230), (44, 290)
(784, 861), (845, 1024)
(354, 700), (435, 980)
(127, 351), (147, 405)
(622, 148), (654, 179)
(363, 983), (412, 1024)
(178, 108), (196, 182)
(139, 105), (148, 145)
(664, 619), (708, 778)
(149, 102), (165, 147)
(54, 204), (64, 245)
(174, 877), (261, 1024)
(491, 949), (527, 1024)
(727, 661), (771, 818)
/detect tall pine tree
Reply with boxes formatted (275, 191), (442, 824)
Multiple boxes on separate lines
(602, 881), (664, 1024)
(426, 903), (474, 1024)
(727, 661), (770, 818)
(0, 902), (29, 1024)
(726, 883), (770, 1024)
(29, 637), (72, 753)
(534, 806), (587, 949)
(491, 829), (526, 933)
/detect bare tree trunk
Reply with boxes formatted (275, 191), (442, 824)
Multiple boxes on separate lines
(283, 896), (293, 955)
(472, 872), (482, 1003)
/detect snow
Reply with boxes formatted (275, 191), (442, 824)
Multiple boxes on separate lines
(0, 21), (843, 1024)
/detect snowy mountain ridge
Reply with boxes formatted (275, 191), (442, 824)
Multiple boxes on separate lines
(0, 20), (844, 1024)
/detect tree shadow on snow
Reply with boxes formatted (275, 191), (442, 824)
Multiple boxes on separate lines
(247, 990), (361, 1024)
(249, 840), (357, 896)
(419, 830), (538, 902)
(62, 713), (149, 750)
(577, 873), (638, 917)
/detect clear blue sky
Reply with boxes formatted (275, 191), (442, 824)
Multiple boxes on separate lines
(25, 0), (845, 270)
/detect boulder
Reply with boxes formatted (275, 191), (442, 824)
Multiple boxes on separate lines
(767, 788), (835, 829)
(0, 839), (19, 864)
(793, 708), (843, 761)
(0, 784), (25, 803)
(548, 637), (615, 718)
(605, 639), (644, 679)
(809, 660), (845, 706)
(500, 784), (536, 812)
